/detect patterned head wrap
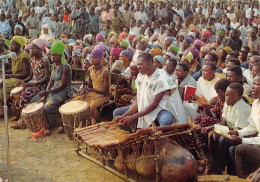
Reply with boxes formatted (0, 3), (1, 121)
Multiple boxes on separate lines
(109, 36), (119, 44)
(83, 34), (93, 42)
(202, 29), (211, 42)
(165, 52), (175, 59)
(108, 31), (117, 39)
(168, 46), (179, 54)
(51, 40), (66, 64)
(120, 39), (129, 48)
(183, 37), (193, 45)
(128, 35), (135, 40)
(150, 47), (163, 57)
(200, 45), (211, 53)
(118, 32), (127, 40)
(31, 39), (48, 53)
(12, 36), (27, 50)
(110, 48), (121, 57)
(154, 55), (165, 66)
(96, 33), (104, 42)
(122, 48), (134, 61)
(60, 33), (68, 39)
(222, 46), (232, 54)
(182, 52), (194, 63)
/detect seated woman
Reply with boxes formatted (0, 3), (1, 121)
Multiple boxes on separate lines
(11, 39), (50, 127)
(207, 83), (251, 174)
(180, 51), (200, 76)
(111, 49), (134, 74)
(37, 40), (72, 135)
(153, 55), (165, 69)
(73, 46), (110, 125)
(71, 49), (83, 69)
(39, 24), (54, 41)
(193, 79), (231, 144)
(0, 36), (30, 115)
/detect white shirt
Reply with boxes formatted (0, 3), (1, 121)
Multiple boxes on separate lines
(246, 8), (259, 19)
(238, 99), (260, 145)
(196, 76), (219, 101)
(129, 26), (139, 37)
(135, 69), (188, 128)
(135, 11), (148, 23)
(243, 69), (253, 87)
(222, 98), (251, 130)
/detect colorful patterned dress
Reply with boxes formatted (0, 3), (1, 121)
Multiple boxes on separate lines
(194, 99), (224, 144)
(13, 57), (48, 111)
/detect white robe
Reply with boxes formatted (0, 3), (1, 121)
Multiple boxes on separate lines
(135, 69), (187, 128)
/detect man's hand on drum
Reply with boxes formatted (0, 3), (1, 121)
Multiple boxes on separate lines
(79, 88), (92, 95)
(38, 90), (50, 98)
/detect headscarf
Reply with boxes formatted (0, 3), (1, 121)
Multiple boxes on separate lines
(90, 46), (104, 60)
(222, 46), (232, 54)
(51, 40), (66, 64)
(15, 24), (23, 32)
(202, 29), (211, 42)
(120, 39), (129, 48)
(150, 47), (163, 56)
(83, 34), (93, 42)
(110, 36), (119, 44)
(168, 46), (179, 54)
(153, 41), (163, 50)
(165, 52), (175, 59)
(122, 48), (134, 61)
(11, 36), (27, 50)
(182, 52), (194, 63)
(189, 48), (200, 59)
(110, 48), (121, 57)
(60, 33), (68, 39)
(40, 24), (53, 39)
(165, 36), (175, 44)
(31, 39), (48, 53)
(73, 46), (83, 51)
(216, 29), (224, 38)
(183, 37), (193, 45)
(128, 35), (135, 40)
(118, 32), (127, 40)
(154, 55), (165, 66)
(108, 31), (117, 39)
(188, 32), (196, 39)
(194, 40), (203, 49)
(68, 39), (76, 44)
(72, 49), (82, 57)
(96, 33), (104, 42)
(200, 45), (211, 53)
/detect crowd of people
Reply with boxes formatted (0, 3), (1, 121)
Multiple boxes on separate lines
(0, 0), (259, 180)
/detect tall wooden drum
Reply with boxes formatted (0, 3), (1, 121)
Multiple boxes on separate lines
(59, 100), (89, 141)
(21, 102), (47, 132)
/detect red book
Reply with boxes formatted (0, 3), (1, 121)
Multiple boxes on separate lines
(184, 85), (196, 101)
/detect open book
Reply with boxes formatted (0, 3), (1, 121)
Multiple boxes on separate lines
(214, 124), (232, 139)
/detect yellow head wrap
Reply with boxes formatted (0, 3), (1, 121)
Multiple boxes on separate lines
(182, 52), (194, 63)
(11, 36), (27, 50)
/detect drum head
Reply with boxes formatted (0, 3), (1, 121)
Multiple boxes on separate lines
(22, 102), (44, 114)
(10, 87), (24, 95)
(59, 100), (89, 115)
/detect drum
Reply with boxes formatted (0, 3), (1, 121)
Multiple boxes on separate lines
(21, 102), (47, 132)
(10, 86), (24, 103)
(59, 100), (89, 141)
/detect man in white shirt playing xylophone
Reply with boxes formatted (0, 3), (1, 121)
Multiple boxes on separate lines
(114, 52), (187, 130)
(227, 74), (260, 179)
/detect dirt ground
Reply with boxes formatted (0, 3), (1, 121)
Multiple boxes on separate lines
(0, 118), (124, 182)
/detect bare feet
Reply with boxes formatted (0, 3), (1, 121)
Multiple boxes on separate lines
(11, 123), (27, 129)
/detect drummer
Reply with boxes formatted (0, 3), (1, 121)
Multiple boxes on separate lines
(0, 36), (30, 115)
(73, 45), (110, 125)
(11, 39), (50, 129)
(37, 40), (72, 135)
(114, 52), (187, 130)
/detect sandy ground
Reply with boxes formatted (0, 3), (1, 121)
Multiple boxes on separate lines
(0, 118), (124, 182)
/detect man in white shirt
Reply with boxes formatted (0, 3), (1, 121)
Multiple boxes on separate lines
(227, 75), (260, 179)
(246, 4), (259, 19)
(135, 4), (148, 23)
(129, 19), (139, 36)
(114, 52), (187, 129)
